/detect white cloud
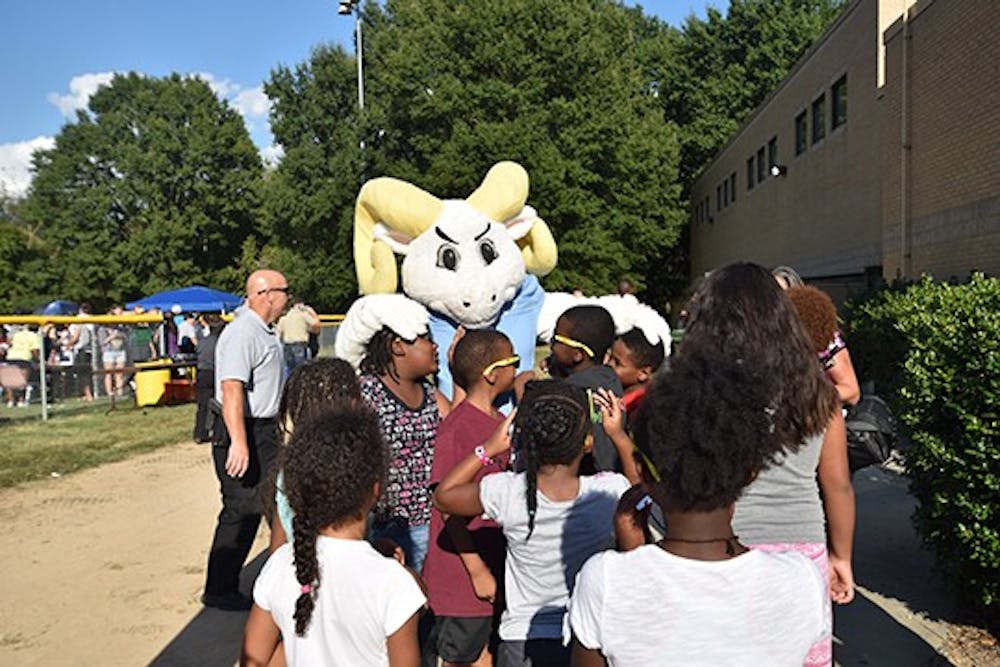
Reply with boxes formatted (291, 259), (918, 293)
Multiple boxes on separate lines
(260, 143), (285, 168)
(233, 86), (271, 119)
(192, 72), (238, 99)
(0, 136), (56, 198)
(46, 72), (117, 118)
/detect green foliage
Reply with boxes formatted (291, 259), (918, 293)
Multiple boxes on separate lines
(20, 73), (262, 308)
(845, 274), (1000, 608)
(0, 198), (55, 312)
(257, 45), (364, 311)
(364, 0), (686, 302)
(662, 0), (846, 186)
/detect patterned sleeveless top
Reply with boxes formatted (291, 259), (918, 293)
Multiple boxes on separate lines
(360, 374), (441, 526)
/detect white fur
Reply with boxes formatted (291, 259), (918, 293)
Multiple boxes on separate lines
(394, 200), (527, 329)
(334, 294), (430, 369)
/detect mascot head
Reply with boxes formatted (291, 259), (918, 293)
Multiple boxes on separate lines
(352, 161), (557, 329)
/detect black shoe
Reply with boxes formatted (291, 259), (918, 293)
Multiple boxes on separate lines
(201, 592), (253, 611)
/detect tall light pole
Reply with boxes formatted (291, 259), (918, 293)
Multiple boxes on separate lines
(338, 1), (364, 111)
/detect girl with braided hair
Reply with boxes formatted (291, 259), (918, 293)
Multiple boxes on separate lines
(359, 325), (450, 574)
(434, 380), (630, 667)
(243, 407), (425, 666)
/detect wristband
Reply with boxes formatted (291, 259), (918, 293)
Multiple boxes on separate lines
(474, 445), (494, 467)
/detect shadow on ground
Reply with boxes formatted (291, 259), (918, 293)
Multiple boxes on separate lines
(149, 550), (268, 667)
(832, 467), (953, 665)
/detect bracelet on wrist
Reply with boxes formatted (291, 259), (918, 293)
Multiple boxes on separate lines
(474, 445), (494, 467)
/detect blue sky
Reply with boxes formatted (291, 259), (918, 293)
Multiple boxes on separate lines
(0, 1), (716, 197)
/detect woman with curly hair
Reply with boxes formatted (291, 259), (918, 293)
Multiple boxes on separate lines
(434, 380), (630, 667)
(680, 261), (855, 665)
(243, 407), (425, 666)
(568, 351), (829, 665)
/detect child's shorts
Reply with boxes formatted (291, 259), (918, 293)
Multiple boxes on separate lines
(434, 615), (492, 664)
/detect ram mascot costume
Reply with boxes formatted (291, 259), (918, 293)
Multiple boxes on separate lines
(335, 161), (670, 402)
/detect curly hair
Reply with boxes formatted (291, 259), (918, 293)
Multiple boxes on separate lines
(633, 351), (777, 512)
(617, 328), (665, 370)
(451, 329), (513, 391)
(512, 380), (592, 539)
(559, 305), (616, 360)
(281, 406), (388, 636)
(278, 358), (362, 441)
(786, 286), (839, 353)
(680, 262), (838, 451)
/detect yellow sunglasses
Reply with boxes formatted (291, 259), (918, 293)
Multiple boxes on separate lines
(553, 334), (595, 358)
(482, 355), (520, 376)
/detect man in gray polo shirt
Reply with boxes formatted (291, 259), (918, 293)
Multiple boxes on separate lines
(202, 269), (288, 611)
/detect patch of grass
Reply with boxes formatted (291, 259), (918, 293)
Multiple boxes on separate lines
(0, 401), (196, 488)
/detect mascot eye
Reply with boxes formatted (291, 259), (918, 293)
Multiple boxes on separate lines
(479, 239), (498, 265)
(436, 245), (460, 271)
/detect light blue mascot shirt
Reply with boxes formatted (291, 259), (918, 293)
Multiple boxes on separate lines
(428, 274), (544, 412)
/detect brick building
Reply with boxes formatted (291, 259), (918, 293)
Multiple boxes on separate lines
(689, 0), (999, 300)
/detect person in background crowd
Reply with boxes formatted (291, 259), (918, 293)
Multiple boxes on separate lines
(202, 270), (288, 611)
(98, 306), (128, 398)
(617, 279), (635, 297)
(128, 305), (157, 363)
(4, 325), (40, 407)
(193, 314), (225, 444)
(177, 312), (200, 354)
(276, 299), (320, 373)
(67, 302), (94, 402)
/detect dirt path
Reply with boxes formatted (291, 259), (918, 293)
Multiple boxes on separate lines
(0, 440), (267, 666)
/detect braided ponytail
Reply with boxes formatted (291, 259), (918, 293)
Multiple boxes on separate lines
(515, 381), (591, 542)
(360, 327), (399, 381)
(291, 514), (318, 636)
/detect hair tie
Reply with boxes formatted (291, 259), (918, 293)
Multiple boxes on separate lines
(300, 583), (313, 595)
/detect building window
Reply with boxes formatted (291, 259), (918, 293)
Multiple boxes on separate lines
(756, 147), (766, 183)
(704, 197), (710, 222)
(768, 137), (778, 169)
(795, 111), (807, 155)
(716, 185), (722, 212)
(747, 157), (755, 190)
(811, 94), (826, 144)
(729, 173), (736, 203)
(832, 75), (847, 129)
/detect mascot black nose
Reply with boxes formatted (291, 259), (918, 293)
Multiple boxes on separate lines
(463, 301), (471, 307)
(491, 294), (497, 302)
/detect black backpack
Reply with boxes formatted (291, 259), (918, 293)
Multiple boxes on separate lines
(845, 394), (898, 472)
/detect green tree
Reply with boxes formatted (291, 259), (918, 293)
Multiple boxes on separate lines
(256, 45), (364, 311)
(21, 73), (262, 308)
(663, 0), (846, 186)
(0, 196), (52, 312)
(365, 0), (685, 301)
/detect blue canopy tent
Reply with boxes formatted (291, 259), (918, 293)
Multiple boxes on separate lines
(126, 285), (243, 313)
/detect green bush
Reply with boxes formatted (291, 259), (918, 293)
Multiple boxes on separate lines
(845, 274), (1000, 609)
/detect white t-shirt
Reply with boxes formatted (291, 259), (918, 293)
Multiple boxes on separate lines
(253, 537), (426, 666)
(479, 471), (630, 641)
(568, 545), (829, 666)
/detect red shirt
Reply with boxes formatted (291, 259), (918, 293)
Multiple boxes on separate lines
(423, 401), (509, 617)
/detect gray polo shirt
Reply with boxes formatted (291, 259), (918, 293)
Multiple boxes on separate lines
(215, 306), (285, 419)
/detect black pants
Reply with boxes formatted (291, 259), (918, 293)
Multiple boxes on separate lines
(193, 369), (215, 442)
(204, 415), (278, 598)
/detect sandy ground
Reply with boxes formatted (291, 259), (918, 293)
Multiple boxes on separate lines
(0, 442), (995, 666)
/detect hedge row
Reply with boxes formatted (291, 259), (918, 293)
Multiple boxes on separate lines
(845, 273), (999, 610)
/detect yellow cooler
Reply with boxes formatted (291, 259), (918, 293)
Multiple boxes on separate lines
(134, 362), (171, 407)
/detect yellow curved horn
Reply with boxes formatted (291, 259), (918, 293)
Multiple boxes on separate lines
(519, 217), (558, 276)
(466, 161), (529, 221)
(354, 177), (444, 294)
(467, 161), (558, 277)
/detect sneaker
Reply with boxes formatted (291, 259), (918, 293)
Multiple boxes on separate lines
(201, 592), (253, 611)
